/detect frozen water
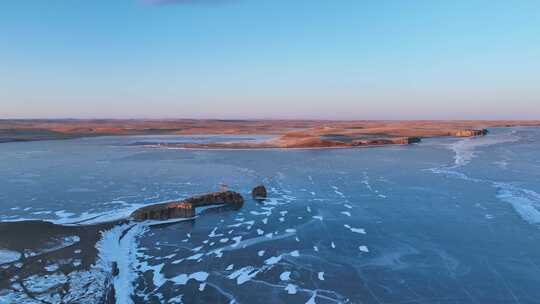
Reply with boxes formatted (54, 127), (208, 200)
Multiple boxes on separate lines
(2, 129), (540, 303)
(0, 249), (21, 264)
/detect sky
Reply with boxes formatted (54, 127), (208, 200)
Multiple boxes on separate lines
(1, 0), (539, 120)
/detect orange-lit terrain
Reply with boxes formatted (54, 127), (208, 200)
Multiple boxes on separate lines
(1, 119), (539, 148)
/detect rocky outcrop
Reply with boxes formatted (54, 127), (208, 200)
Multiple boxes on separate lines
(251, 185), (267, 199)
(350, 137), (421, 146)
(453, 129), (488, 137)
(112, 262), (119, 277)
(131, 202), (195, 220)
(131, 191), (244, 221)
(0, 190), (246, 303)
(401, 137), (422, 144)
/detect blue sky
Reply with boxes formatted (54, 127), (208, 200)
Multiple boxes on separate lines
(1, 0), (539, 119)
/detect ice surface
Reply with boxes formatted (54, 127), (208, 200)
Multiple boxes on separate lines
(280, 271), (291, 281)
(449, 131), (519, 168)
(285, 284), (298, 294)
(4, 128), (540, 303)
(265, 256), (282, 265)
(0, 249), (21, 264)
(96, 224), (147, 304)
(228, 266), (260, 285)
(495, 182), (540, 224)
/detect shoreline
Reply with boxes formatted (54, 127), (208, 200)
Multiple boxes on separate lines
(1, 120), (539, 149)
(0, 190), (248, 303)
(0, 129), (499, 149)
(140, 141), (416, 151)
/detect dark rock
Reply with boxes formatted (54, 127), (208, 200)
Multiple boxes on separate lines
(112, 262), (119, 277)
(454, 129), (488, 137)
(130, 191), (244, 221)
(406, 137), (422, 144)
(252, 185), (267, 199)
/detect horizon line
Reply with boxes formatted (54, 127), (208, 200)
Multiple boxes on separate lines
(1, 118), (539, 122)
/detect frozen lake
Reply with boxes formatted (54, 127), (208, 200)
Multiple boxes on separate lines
(1, 128), (540, 303)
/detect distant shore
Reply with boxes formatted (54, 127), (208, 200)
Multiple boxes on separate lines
(1, 119), (539, 148)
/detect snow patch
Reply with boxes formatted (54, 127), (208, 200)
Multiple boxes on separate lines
(171, 271), (209, 285)
(285, 284), (297, 294)
(0, 249), (21, 264)
(280, 271), (291, 281)
(228, 266), (260, 285)
(96, 223), (147, 304)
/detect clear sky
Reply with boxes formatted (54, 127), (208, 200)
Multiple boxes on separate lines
(1, 0), (539, 119)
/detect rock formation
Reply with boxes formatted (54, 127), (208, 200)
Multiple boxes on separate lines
(350, 137), (421, 146)
(453, 129), (488, 137)
(112, 262), (119, 277)
(251, 185), (267, 199)
(131, 191), (244, 221)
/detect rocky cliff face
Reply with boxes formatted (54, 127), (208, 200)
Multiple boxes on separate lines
(131, 191), (244, 221)
(453, 129), (488, 137)
(390, 137), (422, 145)
(350, 137), (421, 146)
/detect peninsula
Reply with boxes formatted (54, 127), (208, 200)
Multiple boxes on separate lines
(1, 119), (539, 149)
